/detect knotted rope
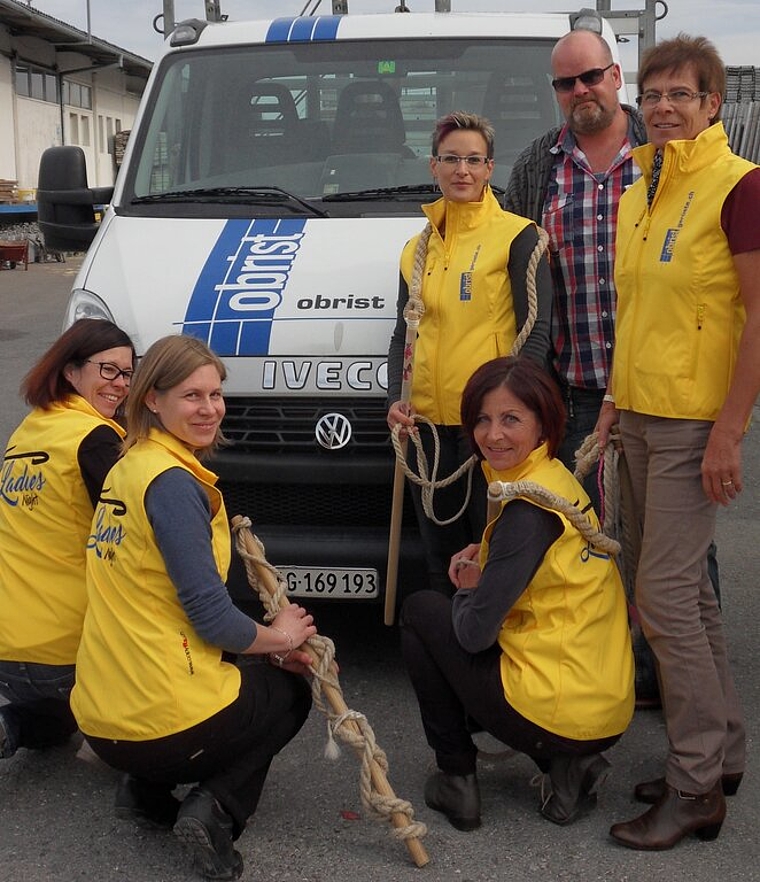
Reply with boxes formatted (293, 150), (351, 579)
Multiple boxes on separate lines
(393, 224), (550, 526)
(572, 426), (639, 598)
(230, 516), (429, 868)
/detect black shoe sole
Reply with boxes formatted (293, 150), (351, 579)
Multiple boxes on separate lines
(174, 816), (243, 881)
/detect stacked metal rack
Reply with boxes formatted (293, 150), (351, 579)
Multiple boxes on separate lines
(723, 66), (760, 163)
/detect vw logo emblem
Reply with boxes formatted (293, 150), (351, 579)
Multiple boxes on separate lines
(315, 412), (352, 450)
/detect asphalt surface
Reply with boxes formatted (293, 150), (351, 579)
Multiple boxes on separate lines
(0, 257), (758, 881)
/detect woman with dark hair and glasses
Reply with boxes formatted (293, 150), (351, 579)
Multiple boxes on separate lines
(401, 356), (634, 832)
(0, 318), (135, 760)
(597, 34), (760, 851)
(387, 111), (553, 596)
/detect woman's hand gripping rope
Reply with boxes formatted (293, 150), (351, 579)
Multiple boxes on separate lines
(231, 516), (430, 868)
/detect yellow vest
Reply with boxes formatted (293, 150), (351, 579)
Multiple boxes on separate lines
(613, 123), (757, 419)
(481, 445), (634, 740)
(401, 188), (532, 424)
(71, 430), (240, 740)
(0, 396), (124, 664)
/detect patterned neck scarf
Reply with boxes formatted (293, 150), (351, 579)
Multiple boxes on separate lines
(646, 149), (664, 207)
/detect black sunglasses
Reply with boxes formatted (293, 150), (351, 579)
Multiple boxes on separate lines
(551, 62), (614, 93)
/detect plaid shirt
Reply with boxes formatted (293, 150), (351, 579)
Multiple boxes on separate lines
(543, 124), (641, 390)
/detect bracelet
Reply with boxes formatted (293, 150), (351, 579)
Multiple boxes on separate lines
(269, 626), (293, 667)
(602, 394), (615, 404)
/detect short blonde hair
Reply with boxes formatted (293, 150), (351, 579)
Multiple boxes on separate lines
(124, 335), (227, 456)
(432, 111), (495, 158)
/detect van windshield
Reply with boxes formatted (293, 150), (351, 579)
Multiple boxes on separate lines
(125, 37), (560, 215)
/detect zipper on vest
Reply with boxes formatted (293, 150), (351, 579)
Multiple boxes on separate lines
(697, 303), (705, 330)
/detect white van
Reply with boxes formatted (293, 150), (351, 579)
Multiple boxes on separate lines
(38, 10), (624, 612)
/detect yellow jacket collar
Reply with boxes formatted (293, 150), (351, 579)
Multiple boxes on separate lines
(56, 394), (125, 436)
(482, 442), (551, 485)
(632, 121), (729, 181)
(422, 185), (498, 234)
(142, 428), (219, 486)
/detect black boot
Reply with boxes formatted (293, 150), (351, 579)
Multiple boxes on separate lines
(424, 770), (481, 831)
(540, 753), (611, 825)
(115, 774), (181, 830)
(174, 787), (244, 881)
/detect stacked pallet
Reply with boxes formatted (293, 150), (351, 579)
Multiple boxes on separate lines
(0, 179), (19, 203)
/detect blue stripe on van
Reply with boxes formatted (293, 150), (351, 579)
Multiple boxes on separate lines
(265, 16), (340, 43)
(311, 16), (342, 41)
(182, 218), (307, 357)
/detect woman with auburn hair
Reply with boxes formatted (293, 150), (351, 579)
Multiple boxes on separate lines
(0, 318), (134, 761)
(401, 356), (634, 832)
(71, 334), (316, 882)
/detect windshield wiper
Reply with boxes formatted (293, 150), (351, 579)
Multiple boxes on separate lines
(322, 183), (505, 202)
(322, 184), (439, 202)
(132, 186), (329, 217)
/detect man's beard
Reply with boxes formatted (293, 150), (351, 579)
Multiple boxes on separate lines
(569, 99), (616, 135)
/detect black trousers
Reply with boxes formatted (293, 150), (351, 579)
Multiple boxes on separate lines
(400, 590), (619, 776)
(86, 659), (312, 837)
(406, 423), (486, 595)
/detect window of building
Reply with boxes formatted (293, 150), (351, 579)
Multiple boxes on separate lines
(14, 62), (59, 103)
(62, 80), (93, 109)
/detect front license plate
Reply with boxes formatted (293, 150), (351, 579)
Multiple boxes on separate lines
(279, 566), (379, 599)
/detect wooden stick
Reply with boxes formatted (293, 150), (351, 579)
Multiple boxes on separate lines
(384, 437), (408, 626)
(384, 310), (422, 626)
(231, 516), (430, 868)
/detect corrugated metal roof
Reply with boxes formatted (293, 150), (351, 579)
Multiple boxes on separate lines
(0, 0), (152, 80)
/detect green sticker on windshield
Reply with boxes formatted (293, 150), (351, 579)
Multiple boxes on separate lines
(377, 61), (396, 75)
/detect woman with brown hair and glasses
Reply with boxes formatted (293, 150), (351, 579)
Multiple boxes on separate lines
(597, 34), (760, 850)
(0, 318), (135, 761)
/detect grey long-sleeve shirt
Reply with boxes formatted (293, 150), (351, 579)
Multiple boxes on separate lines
(146, 467), (257, 653)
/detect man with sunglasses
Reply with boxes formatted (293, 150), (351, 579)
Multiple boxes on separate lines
(505, 27), (645, 496)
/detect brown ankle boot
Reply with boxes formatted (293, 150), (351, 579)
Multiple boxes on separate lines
(634, 772), (743, 805)
(610, 780), (726, 851)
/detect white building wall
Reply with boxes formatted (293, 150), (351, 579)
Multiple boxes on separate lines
(0, 22), (147, 194)
(0, 54), (15, 180)
(15, 96), (62, 188)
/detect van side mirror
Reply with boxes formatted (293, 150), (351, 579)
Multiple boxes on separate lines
(37, 146), (114, 253)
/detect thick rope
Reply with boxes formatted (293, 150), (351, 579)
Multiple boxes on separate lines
(572, 427), (637, 589)
(231, 519), (428, 846)
(395, 221), (550, 525)
(486, 479), (621, 556)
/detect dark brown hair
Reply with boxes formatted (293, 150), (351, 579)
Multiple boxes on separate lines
(460, 356), (566, 459)
(21, 318), (135, 409)
(638, 34), (725, 120)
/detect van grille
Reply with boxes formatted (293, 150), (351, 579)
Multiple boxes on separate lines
(217, 396), (419, 529)
(221, 396), (391, 454)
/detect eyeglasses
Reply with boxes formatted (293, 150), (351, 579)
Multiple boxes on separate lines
(435, 154), (491, 167)
(636, 89), (709, 107)
(86, 360), (134, 383)
(551, 62), (614, 93)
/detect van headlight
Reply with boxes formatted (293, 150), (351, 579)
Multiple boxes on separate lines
(62, 289), (116, 330)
